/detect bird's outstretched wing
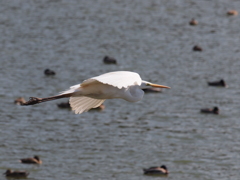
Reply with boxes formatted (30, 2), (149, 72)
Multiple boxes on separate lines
(70, 96), (105, 114)
(81, 71), (142, 89)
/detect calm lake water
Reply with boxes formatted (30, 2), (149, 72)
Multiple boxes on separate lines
(1, 0), (240, 180)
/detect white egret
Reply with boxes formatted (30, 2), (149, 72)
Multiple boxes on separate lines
(22, 71), (170, 114)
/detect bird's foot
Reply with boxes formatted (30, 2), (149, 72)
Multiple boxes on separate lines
(21, 97), (42, 105)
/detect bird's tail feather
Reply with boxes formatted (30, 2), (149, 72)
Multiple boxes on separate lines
(70, 96), (105, 114)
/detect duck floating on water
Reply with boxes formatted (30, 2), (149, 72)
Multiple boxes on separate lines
(4, 169), (29, 178)
(227, 10), (238, 16)
(143, 165), (168, 175)
(200, 107), (219, 114)
(44, 69), (56, 76)
(208, 79), (227, 87)
(189, 18), (198, 26)
(103, 56), (117, 64)
(193, 45), (202, 51)
(20, 155), (42, 164)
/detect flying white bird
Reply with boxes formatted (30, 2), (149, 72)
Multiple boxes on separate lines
(22, 71), (170, 114)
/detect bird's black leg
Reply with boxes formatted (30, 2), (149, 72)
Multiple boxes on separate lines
(21, 94), (72, 106)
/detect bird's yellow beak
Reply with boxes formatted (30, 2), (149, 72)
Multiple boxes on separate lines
(149, 83), (171, 89)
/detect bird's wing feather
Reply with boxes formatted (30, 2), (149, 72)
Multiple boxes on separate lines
(81, 71), (142, 89)
(59, 84), (80, 95)
(69, 96), (105, 114)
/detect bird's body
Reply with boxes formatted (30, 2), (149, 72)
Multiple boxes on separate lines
(70, 81), (144, 101)
(4, 169), (29, 178)
(103, 56), (117, 64)
(44, 68), (56, 76)
(143, 165), (169, 175)
(189, 18), (198, 26)
(20, 155), (42, 164)
(200, 107), (219, 114)
(208, 79), (227, 87)
(22, 71), (170, 114)
(227, 10), (238, 16)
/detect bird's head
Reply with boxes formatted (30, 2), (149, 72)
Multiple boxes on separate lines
(141, 80), (171, 89)
(34, 155), (40, 160)
(160, 165), (168, 170)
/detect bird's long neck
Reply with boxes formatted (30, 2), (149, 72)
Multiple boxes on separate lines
(122, 85), (144, 102)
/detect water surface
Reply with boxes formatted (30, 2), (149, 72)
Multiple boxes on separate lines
(1, 0), (240, 179)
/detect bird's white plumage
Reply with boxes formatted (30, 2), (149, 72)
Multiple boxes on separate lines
(59, 71), (141, 96)
(81, 71), (142, 89)
(59, 84), (80, 95)
(54, 71), (169, 114)
(70, 96), (105, 114)
(59, 71), (143, 114)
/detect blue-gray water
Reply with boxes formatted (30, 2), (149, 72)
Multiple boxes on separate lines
(1, 0), (240, 180)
